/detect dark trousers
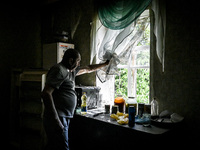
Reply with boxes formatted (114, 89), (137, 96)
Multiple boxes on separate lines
(43, 117), (70, 150)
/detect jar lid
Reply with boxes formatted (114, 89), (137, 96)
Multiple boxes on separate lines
(114, 97), (125, 103)
(127, 97), (137, 104)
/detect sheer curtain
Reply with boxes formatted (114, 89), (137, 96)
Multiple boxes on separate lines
(90, 0), (152, 83)
(151, 0), (166, 72)
(91, 17), (150, 83)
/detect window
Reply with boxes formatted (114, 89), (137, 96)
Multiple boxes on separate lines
(116, 36), (150, 103)
(96, 10), (150, 106)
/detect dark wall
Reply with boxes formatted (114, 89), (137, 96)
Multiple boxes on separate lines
(41, 0), (96, 85)
(152, 0), (200, 132)
(1, 3), (42, 146)
(2, 0), (95, 146)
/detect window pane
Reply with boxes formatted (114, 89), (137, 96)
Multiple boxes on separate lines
(130, 48), (150, 67)
(136, 50), (150, 66)
(129, 68), (137, 97)
(135, 68), (149, 104)
(115, 68), (128, 98)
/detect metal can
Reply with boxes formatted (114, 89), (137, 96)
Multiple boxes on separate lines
(128, 106), (135, 127)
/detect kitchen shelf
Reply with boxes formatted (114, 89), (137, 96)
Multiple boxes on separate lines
(19, 70), (47, 150)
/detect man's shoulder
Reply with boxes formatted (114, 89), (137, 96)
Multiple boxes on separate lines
(49, 63), (67, 72)
(47, 63), (67, 77)
(58, 63), (71, 76)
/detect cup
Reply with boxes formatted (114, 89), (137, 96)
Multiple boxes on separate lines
(144, 104), (151, 114)
(105, 105), (110, 114)
(111, 105), (119, 114)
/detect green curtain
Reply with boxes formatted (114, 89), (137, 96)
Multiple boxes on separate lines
(98, 0), (152, 30)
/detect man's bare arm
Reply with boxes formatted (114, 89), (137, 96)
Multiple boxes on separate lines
(77, 60), (109, 76)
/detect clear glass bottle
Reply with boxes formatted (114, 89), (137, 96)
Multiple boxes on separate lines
(151, 97), (159, 116)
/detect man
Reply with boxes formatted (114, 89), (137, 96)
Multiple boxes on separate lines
(41, 48), (109, 150)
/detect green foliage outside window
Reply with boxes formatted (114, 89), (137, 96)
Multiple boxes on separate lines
(115, 23), (150, 104)
(115, 68), (128, 98)
(136, 68), (149, 104)
(115, 68), (149, 104)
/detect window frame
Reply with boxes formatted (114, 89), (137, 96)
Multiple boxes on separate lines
(116, 49), (150, 103)
(96, 9), (151, 105)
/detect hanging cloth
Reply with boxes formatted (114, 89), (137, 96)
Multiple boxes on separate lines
(98, 0), (152, 30)
(151, 0), (166, 72)
(96, 16), (150, 83)
(91, 0), (152, 82)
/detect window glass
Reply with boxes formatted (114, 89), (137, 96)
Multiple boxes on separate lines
(135, 68), (149, 104)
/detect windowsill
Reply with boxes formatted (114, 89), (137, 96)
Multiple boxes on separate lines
(74, 113), (171, 135)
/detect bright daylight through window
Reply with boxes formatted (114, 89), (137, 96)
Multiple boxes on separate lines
(96, 10), (150, 106)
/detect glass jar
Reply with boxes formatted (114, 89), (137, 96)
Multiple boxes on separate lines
(126, 97), (138, 115)
(114, 97), (125, 113)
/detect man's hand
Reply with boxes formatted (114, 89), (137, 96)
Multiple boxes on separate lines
(55, 118), (64, 132)
(105, 60), (110, 65)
